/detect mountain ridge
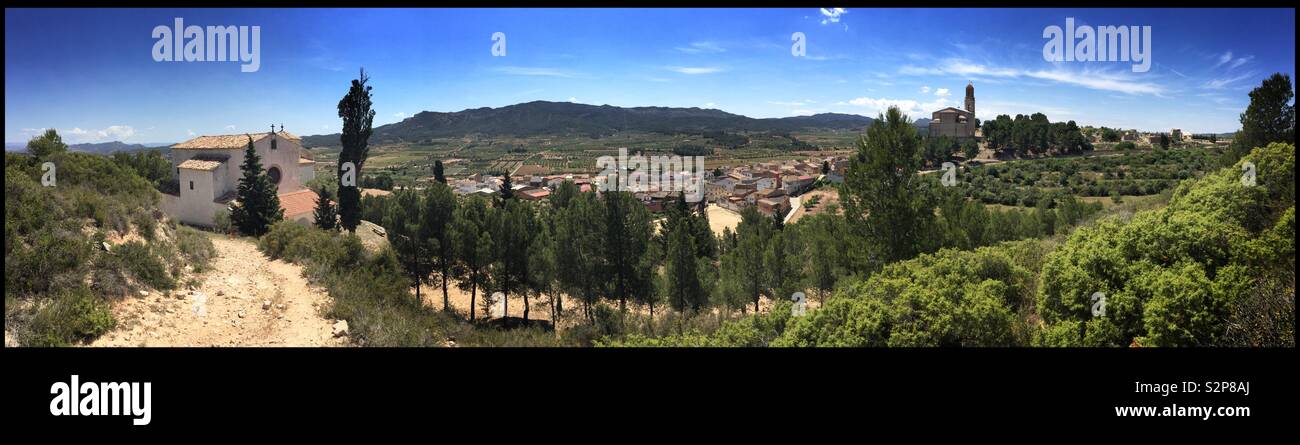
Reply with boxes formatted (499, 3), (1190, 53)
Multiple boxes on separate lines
(301, 100), (880, 147)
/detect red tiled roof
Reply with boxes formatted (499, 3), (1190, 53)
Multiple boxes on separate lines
(172, 131), (302, 150)
(278, 189), (320, 218)
(519, 189), (551, 200)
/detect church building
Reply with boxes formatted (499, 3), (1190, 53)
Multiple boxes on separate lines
(160, 125), (320, 227)
(928, 82), (978, 140)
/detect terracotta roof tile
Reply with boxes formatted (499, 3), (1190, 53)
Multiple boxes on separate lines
(172, 131), (302, 150)
(177, 159), (225, 171)
(278, 189), (320, 218)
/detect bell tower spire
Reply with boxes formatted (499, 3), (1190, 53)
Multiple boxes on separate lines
(964, 82), (975, 115)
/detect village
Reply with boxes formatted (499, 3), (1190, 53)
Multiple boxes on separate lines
(441, 152), (848, 226)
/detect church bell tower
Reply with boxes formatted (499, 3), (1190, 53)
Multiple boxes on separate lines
(964, 82), (975, 115)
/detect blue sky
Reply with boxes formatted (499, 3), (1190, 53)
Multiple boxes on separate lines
(5, 8), (1295, 144)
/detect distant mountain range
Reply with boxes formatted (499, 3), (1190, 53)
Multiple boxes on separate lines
(4, 141), (172, 154)
(68, 141), (169, 154)
(302, 101), (879, 147)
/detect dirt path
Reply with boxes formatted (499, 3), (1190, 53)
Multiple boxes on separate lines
(92, 234), (346, 347)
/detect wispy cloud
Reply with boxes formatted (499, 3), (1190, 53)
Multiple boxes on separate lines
(665, 66), (724, 75)
(979, 101), (1074, 119)
(1212, 51), (1234, 69)
(766, 99), (817, 106)
(675, 41), (725, 54)
(819, 8), (848, 25)
(899, 58), (1164, 95)
(836, 96), (952, 118)
(187, 129), (196, 137)
(393, 112), (407, 119)
(492, 66), (576, 78)
(934, 88), (950, 97)
(1202, 71), (1258, 90)
(1210, 51), (1254, 71)
(1230, 55), (1254, 69)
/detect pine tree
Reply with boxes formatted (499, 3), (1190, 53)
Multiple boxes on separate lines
(422, 183), (457, 311)
(1227, 73), (1295, 165)
(451, 196), (494, 321)
(383, 189), (432, 303)
(839, 106), (936, 271)
(313, 187), (338, 231)
(26, 129), (67, 159)
(230, 135), (283, 236)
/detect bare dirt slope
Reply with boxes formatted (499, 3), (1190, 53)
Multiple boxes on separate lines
(92, 234), (346, 347)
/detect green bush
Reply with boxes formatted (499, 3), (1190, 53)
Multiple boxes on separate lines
(1037, 143), (1295, 346)
(605, 301), (794, 347)
(109, 241), (176, 291)
(777, 242), (1038, 347)
(21, 286), (116, 347)
(175, 225), (217, 273)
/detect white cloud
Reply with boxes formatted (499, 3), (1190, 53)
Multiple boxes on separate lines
(702, 102), (717, 108)
(1202, 71), (1258, 90)
(675, 41), (726, 54)
(899, 58), (1164, 95)
(819, 8), (848, 25)
(1212, 51), (1233, 69)
(790, 109), (818, 116)
(568, 97), (579, 103)
(665, 66), (724, 75)
(839, 96), (951, 118)
(1230, 55), (1254, 70)
(187, 129), (197, 137)
(979, 101), (1074, 119)
(94, 125), (134, 141)
(934, 88), (950, 97)
(393, 112), (407, 119)
(766, 99), (816, 106)
(53, 125), (136, 143)
(225, 125), (237, 131)
(920, 86), (932, 93)
(492, 66), (575, 78)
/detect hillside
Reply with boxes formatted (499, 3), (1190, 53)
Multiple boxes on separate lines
(302, 101), (876, 147)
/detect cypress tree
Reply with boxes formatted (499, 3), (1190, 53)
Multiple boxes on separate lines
(433, 160), (446, 184)
(337, 68), (376, 233)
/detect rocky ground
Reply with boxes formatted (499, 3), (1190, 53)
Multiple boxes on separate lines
(91, 233), (348, 347)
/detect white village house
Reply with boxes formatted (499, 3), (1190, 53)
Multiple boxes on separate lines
(160, 127), (320, 227)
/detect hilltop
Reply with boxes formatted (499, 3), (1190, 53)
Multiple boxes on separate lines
(301, 101), (876, 147)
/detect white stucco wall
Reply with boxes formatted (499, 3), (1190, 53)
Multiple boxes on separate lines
(174, 166), (229, 227)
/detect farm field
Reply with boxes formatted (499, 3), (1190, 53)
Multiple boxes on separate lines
(305, 130), (859, 186)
